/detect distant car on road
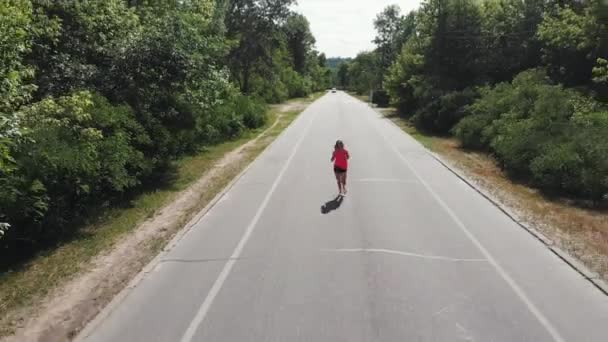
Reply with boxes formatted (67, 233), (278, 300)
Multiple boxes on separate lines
(331, 88), (337, 93)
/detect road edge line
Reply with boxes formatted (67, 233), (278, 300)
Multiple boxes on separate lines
(363, 100), (566, 342)
(75, 98), (319, 341)
(424, 150), (608, 297)
(355, 95), (608, 298)
(179, 100), (319, 342)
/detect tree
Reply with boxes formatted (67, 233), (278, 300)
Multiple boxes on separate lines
(478, 0), (543, 83)
(337, 62), (350, 88)
(28, 0), (139, 99)
(385, 37), (425, 113)
(326, 57), (352, 71)
(373, 5), (405, 72)
(537, 0), (608, 85)
(0, 0), (36, 113)
(381, 0), (607, 200)
(283, 13), (315, 74)
(454, 69), (608, 200)
(421, 0), (484, 89)
(1, 0), (36, 232)
(347, 51), (382, 94)
(224, 0), (296, 93)
(0, 0), (328, 265)
(593, 58), (608, 84)
(385, 0), (483, 127)
(370, 6), (418, 90)
(318, 53), (327, 68)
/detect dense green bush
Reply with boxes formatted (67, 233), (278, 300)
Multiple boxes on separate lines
(235, 96), (268, 129)
(251, 74), (289, 104)
(0, 0), (322, 266)
(343, 0), (607, 203)
(0, 0), (36, 112)
(372, 90), (390, 107)
(1, 92), (148, 252)
(537, 1), (607, 86)
(453, 70), (550, 149)
(282, 68), (312, 98)
(529, 121), (608, 201)
(28, 0), (139, 99)
(412, 88), (478, 134)
(453, 70), (608, 201)
(201, 93), (268, 143)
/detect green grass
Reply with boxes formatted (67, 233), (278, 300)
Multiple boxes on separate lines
(0, 94), (317, 337)
(389, 117), (437, 150)
(346, 91), (370, 103)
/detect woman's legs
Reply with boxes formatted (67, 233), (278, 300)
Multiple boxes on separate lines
(341, 172), (347, 194)
(335, 172), (342, 194)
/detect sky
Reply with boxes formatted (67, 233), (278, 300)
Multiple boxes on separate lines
(293, 0), (422, 58)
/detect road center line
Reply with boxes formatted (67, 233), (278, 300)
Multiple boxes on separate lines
(179, 105), (318, 342)
(368, 110), (566, 342)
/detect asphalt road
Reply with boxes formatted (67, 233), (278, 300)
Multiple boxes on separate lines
(79, 92), (608, 342)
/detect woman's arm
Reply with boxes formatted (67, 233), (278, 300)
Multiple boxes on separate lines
(331, 151), (335, 162)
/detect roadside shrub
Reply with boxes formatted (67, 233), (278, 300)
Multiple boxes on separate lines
(29, 0), (139, 98)
(412, 88), (478, 134)
(251, 75), (289, 104)
(371, 90), (390, 107)
(453, 70), (551, 149)
(205, 109), (245, 143)
(490, 118), (547, 178)
(1, 91), (148, 256)
(0, 0), (36, 113)
(561, 107), (608, 200)
(234, 95), (267, 129)
(530, 139), (583, 196)
(490, 81), (575, 177)
(199, 93), (267, 145)
(452, 113), (494, 149)
(384, 43), (425, 115)
(283, 68), (311, 98)
(389, 83), (416, 115)
(0, 0), (299, 270)
(530, 123), (608, 201)
(453, 69), (608, 201)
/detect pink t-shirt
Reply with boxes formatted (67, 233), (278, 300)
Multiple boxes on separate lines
(333, 149), (349, 169)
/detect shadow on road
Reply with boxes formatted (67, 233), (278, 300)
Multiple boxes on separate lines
(321, 195), (343, 214)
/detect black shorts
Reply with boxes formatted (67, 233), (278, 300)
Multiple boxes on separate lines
(334, 166), (347, 174)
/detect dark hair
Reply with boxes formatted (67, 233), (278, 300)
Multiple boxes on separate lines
(334, 140), (344, 149)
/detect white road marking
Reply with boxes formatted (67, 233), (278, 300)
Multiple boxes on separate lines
(433, 305), (451, 316)
(179, 108), (318, 342)
(368, 110), (566, 342)
(432, 294), (472, 318)
(324, 248), (487, 262)
(455, 323), (475, 341)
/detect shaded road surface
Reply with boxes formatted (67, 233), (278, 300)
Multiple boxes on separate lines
(79, 92), (608, 342)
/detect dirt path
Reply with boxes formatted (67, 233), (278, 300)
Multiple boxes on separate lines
(3, 99), (310, 342)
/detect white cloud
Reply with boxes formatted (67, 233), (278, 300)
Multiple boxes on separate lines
(293, 0), (422, 57)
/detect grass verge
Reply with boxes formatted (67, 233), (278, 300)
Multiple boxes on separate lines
(379, 107), (608, 283)
(0, 93), (320, 338)
(346, 91), (370, 103)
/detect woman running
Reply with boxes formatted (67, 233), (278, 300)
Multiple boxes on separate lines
(331, 140), (350, 196)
